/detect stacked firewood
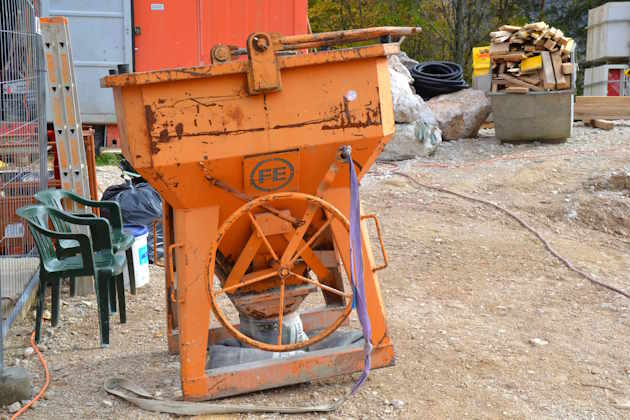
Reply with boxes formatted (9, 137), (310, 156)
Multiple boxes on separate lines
(489, 22), (575, 93)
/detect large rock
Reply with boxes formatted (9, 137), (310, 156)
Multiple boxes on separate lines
(379, 122), (441, 161)
(388, 56), (422, 123)
(0, 367), (32, 406)
(383, 55), (442, 161)
(427, 89), (491, 140)
(388, 55), (439, 126)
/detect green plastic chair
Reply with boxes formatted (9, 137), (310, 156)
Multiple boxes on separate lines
(17, 205), (126, 347)
(35, 189), (137, 295)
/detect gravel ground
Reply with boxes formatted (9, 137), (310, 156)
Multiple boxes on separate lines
(3, 122), (630, 419)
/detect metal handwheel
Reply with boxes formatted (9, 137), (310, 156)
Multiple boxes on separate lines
(208, 192), (354, 352)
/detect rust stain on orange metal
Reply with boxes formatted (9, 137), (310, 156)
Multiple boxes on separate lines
(102, 27), (420, 401)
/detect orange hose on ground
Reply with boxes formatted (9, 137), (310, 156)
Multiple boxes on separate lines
(11, 331), (50, 419)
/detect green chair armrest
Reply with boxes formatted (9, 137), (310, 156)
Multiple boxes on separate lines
(72, 213), (97, 218)
(47, 207), (114, 252)
(29, 222), (95, 270)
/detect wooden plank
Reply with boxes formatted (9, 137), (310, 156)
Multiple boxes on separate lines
(544, 38), (557, 50)
(540, 51), (556, 89)
(552, 29), (564, 41)
(562, 38), (575, 56)
(551, 52), (570, 89)
(490, 42), (509, 56)
(575, 96), (630, 120)
(524, 21), (547, 31)
(494, 52), (526, 62)
(561, 63), (574, 75)
(534, 34), (547, 46)
(499, 25), (521, 32)
(491, 78), (507, 92)
(591, 119), (614, 130)
(515, 29), (530, 39)
(492, 35), (510, 43)
(499, 73), (544, 91)
(490, 30), (512, 38)
(505, 86), (529, 94)
(519, 73), (541, 85)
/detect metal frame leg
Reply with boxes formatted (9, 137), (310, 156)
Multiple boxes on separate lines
(174, 206), (218, 400)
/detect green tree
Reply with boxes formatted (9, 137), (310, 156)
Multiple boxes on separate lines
(308, 0), (605, 82)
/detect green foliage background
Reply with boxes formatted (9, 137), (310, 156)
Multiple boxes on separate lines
(309, 0), (610, 85)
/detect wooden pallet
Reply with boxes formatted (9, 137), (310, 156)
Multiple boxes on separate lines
(574, 96), (630, 121)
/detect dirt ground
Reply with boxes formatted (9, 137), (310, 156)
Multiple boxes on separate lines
(3, 122), (630, 419)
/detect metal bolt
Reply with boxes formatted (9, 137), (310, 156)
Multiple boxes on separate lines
(253, 35), (270, 52)
(212, 45), (231, 63)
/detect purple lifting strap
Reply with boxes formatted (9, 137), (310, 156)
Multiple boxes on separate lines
(348, 152), (373, 394)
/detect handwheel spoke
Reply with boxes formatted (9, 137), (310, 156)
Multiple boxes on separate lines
(217, 268), (277, 296)
(280, 203), (319, 265)
(277, 278), (286, 345)
(290, 271), (353, 298)
(223, 232), (262, 288)
(289, 218), (332, 266)
(248, 212), (279, 261)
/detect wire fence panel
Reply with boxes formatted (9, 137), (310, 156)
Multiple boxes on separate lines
(0, 0), (47, 368)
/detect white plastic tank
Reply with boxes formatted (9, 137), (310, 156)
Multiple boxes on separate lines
(586, 2), (630, 62)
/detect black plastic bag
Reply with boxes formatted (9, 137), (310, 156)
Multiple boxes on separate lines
(101, 181), (163, 262)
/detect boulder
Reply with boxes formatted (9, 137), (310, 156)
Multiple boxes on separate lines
(0, 367), (32, 406)
(388, 56), (422, 123)
(379, 122), (441, 161)
(388, 54), (413, 82)
(384, 55), (442, 161)
(427, 89), (491, 140)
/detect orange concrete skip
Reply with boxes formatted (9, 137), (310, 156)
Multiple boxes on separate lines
(101, 28), (413, 400)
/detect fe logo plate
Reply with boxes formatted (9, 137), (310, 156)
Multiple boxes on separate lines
(243, 150), (299, 196)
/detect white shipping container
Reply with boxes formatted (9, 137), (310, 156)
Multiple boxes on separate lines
(586, 2), (630, 62)
(584, 64), (629, 96)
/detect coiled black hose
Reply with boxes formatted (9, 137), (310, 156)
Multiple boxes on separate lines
(410, 61), (468, 100)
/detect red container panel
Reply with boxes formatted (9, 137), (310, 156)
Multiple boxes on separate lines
(607, 68), (621, 96)
(133, 0), (308, 72)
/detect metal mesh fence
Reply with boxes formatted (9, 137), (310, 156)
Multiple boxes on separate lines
(0, 0), (47, 367)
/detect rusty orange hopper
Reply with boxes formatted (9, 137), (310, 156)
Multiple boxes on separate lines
(101, 27), (420, 401)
